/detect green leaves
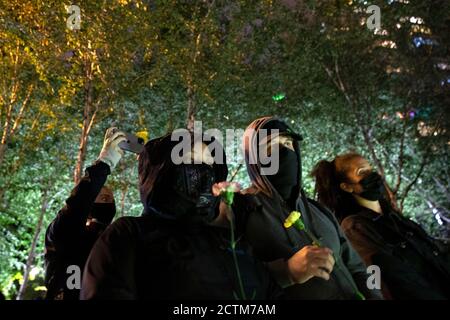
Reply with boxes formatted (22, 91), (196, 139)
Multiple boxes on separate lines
(0, 0), (448, 299)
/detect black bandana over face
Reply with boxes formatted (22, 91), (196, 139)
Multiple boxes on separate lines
(358, 172), (385, 201)
(153, 164), (219, 223)
(90, 202), (116, 225)
(265, 146), (299, 201)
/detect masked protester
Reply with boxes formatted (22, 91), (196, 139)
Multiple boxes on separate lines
(44, 127), (126, 300)
(80, 133), (279, 300)
(239, 117), (382, 300)
(312, 152), (450, 299)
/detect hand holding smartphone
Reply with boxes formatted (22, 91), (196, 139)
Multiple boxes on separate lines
(111, 129), (145, 154)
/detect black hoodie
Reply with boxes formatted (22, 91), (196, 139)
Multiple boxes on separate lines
(80, 133), (279, 300)
(44, 161), (112, 300)
(240, 117), (383, 300)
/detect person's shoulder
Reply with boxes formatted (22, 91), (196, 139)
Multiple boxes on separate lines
(110, 215), (137, 227)
(306, 198), (331, 213)
(341, 212), (372, 231)
(341, 214), (359, 227)
(102, 216), (145, 239)
(305, 198), (338, 221)
(99, 215), (164, 249)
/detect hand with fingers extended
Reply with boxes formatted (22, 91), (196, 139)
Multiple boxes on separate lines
(287, 245), (335, 284)
(97, 127), (127, 170)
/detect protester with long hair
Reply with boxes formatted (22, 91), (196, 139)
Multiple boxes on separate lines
(312, 152), (450, 299)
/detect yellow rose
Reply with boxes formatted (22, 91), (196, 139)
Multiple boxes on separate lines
(284, 211), (301, 228)
(136, 130), (149, 144)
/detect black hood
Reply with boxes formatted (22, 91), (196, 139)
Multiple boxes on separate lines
(243, 116), (303, 201)
(138, 132), (228, 219)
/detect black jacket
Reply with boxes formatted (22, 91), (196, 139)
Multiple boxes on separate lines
(80, 134), (280, 300)
(342, 208), (450, 299)
(239, 187), (383, 300)
(44, 161), (110, 300)
(80, 213), (280, 300)
(240, 117), (382, 300)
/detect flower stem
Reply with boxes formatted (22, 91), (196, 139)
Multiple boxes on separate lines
(229, 209), (247, 300)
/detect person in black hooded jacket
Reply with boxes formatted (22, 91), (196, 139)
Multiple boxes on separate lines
(80, 132), (280, 300)
(44, 127), (126, 300)
(239, 116), (383, 300)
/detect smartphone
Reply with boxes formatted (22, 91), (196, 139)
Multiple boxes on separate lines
(118, 132), (145, 154)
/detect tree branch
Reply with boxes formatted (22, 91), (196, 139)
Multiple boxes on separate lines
(393, 101), (411, 195)
(399, 153), (429, 212)
(10, 84), (34, 137)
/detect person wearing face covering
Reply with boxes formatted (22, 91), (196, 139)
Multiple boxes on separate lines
(238, 117), (382, 300)
(44, 127), (126, 300)
(312, 152), (450, 299)
(80, 133), (280, 300)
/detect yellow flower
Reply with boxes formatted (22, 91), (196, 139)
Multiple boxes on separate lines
(284, 211), (301, 228)
(136, 130), (149, 144)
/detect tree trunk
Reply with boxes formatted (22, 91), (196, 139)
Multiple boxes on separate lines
(323, 60), (400, 211)
(0, 84), (33, 168)
(0, 105), (13, 168)
(186, 85), (196, 131)
(0, 143), (6, 168)
(120, 184), (128, 217)
(16, 189), (49, 300)
(73, 107), (91, 184)
(73, 59), (95, 184)
(0, 45), (19, 167)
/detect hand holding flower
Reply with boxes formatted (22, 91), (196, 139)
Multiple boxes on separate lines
(286, 245), (335, 284)
(284, 211), (365, 300)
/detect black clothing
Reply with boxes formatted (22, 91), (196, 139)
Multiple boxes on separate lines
(358, 172), (384, 201)
(342, 208), (450, 299)
(44, 161), (111, 300)
(265, 147), (299, 201)
(242, 117), (383, 300)
(152, 163), (219, 223)
(80, 214), (280, 300)
(91, 202), (116, 225)
(240, 188), (382, 300)
(81, 134), (280, 300)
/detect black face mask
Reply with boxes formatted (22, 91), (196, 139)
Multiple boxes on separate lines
(358, 172), (385, 201)
(90, 202), (116, 225)
(265, 147), (299, 201)
(154, 164), (219, 223)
